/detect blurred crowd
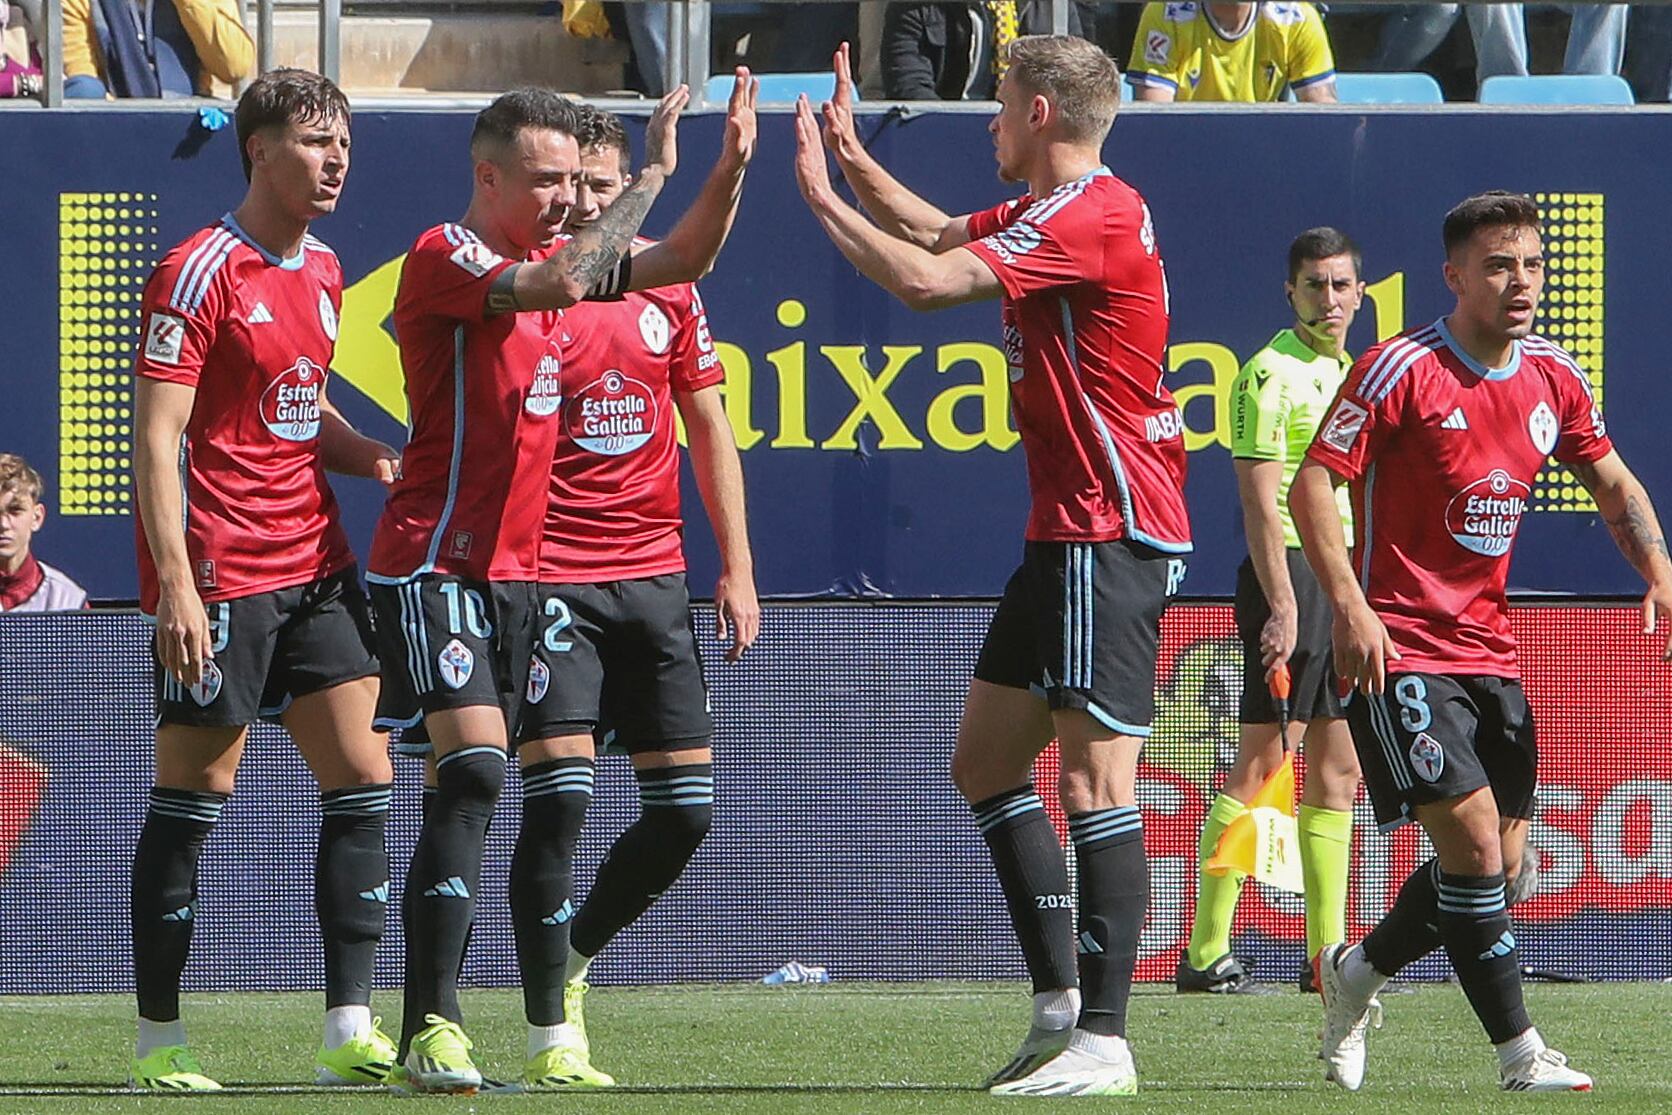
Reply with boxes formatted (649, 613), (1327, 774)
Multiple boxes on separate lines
(4, 3), (1669, 106)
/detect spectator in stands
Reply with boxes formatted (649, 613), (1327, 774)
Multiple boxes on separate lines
(62, 0), (253, 99)
(0, 1), (43, 98)
(1372, 4), (1628, 89)
(1626, 2), (1672, 101)
(1127, 2), (1338, 102)
(882, 2), (1083, 101)
(0, 454), (88, 612)
(617, 1), (853, 97)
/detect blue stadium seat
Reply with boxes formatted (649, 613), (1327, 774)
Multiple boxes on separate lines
(1478, 75), (1635, 105)
(705, 72), (858, 105)
(1333, 72), (1444, 105)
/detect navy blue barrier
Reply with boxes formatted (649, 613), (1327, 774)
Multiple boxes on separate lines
(5, 107), (1666, 600)
(1, 601), (1669, 993)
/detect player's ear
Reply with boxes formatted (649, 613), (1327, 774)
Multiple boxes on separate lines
(1441, 258), (1463, 297)
(29, 500), (44, 533)
(1029, 93), (1050, 132)
(475, 157), (498, 192)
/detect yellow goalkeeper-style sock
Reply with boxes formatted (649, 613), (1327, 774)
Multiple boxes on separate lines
(1185, 793), (1247, 970)
(1298, 803), (1354, 960)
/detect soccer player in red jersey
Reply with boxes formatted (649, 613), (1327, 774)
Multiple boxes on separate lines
(128, 70), (402, 1091)
(794, 39), (1187, 1095)
(366, 75), (758, 1093)
(504, 104), (759, 1089)
(1291, 191), (1672, 1093)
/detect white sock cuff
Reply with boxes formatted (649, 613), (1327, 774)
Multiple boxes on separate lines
(1067, 1029), (1127, 1059)
(566, 951), (594, 985)
(528, 1020), (587, 1058)
(136, 1018), (187, 1059)
(1496, 1026), (1545, 1068)
(1032, 987), (1080, 1030)
(1339, 945), (1390, 999)
(323, 1004), (372, 1049)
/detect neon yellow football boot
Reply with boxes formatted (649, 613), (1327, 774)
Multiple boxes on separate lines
(129, 1046), (222, 1091)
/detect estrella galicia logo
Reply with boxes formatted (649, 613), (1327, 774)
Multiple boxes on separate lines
(1409, 732), (1445, 782)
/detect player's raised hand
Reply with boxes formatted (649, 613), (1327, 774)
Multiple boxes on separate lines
(714, 570), (761, 663)
(1333, 599), (1399, 696)
(720, 66), (760, 167)
(157, 582), (214, 688)
(820, 42), (861, 162)
(1642, 580), (1672, 659)
(793, 94), (835, 205)
(644, 83), (691, 179)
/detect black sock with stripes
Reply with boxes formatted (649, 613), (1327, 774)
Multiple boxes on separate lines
(131, 787), (228, 1022)
(1069, 806), (1147, 1038)
(1437, 870), (1532, 1043)
(971, 785), (1076, 993)
(510, 758), (594, 1026)
(399, 746), (505, 1057)
(317, 783), (392, 1009)
(570, 763), (713, 959)
(1363, 857), (1442, 976)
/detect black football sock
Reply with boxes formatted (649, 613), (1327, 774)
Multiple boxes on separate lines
(131, 788), (227, 1022)
(570, 764), (713, 960)
(317, 783), (392, 1009)
(1437, 870), (1532, 1043)
(971, 785), (1077, 994)
(1069, 806), (1146, 1038)
(510, 758), (594, 1027)
(1362, 857), (1443, 976)
(399, 746), (504, 1057)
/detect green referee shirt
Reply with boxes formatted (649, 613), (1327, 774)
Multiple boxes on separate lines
(1229, 328), (1355, 550)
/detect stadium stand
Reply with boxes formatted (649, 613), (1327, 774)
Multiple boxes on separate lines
(1478, 72), (1636, 104)
(1332, 71), (1443, 105)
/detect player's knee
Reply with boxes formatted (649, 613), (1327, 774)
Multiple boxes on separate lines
(948, 747), (985, 802)
(649, 801), (712, 850)
(435, 747), (507, 808)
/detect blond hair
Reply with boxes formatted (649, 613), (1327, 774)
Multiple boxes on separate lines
(1005, 35), (1121, 146)
(0, 454), (43, 504)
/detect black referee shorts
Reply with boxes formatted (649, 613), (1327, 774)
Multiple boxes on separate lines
(1235, 551), (1344, 724)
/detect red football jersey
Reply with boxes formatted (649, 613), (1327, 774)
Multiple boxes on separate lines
(1306, 320), (1612, 676)
(540, 273), (722, 582)
(368, 223), (566, 584)
(963, 168), (1189, 552)
(132, 216), (355, 613)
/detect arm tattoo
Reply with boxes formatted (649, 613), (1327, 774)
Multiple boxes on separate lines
(486, 264), (523, 316)
(560, 176), (661, 290)
(1604, 493), (1672, 572)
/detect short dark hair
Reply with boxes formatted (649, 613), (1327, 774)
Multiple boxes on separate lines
(0, 453), (43, 504)
(234, 68), (351, 182)
(1288, 227), (1361, 281)
(574, 105), (631, 176)
(1443, 191), (1541, 257)
(471, 88), (581, 160)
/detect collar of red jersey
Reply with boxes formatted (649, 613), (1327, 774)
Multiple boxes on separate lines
(1433, 316), (1523, 381)
(220, 212), (307, 271)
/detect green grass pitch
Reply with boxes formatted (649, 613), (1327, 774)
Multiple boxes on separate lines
(0, 983), (1663, 1112)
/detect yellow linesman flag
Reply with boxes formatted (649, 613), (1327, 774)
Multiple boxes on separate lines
(1204, 752), (1304, 894)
